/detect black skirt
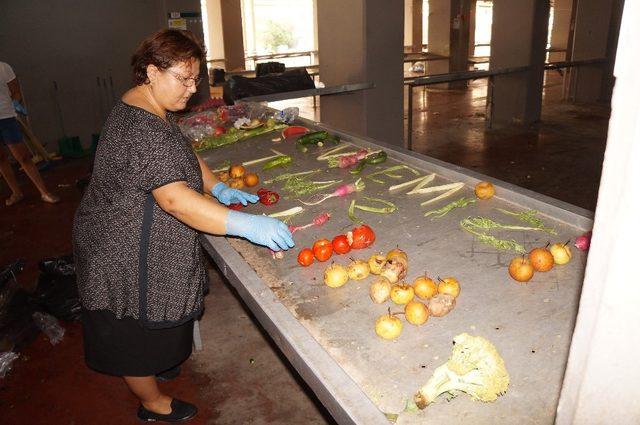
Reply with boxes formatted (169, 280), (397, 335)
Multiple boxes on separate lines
(81, 309), (194, 377)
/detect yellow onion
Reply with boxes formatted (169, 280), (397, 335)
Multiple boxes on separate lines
(347, 259), (370, 280)
(369, 276), (392, 304)
(324, 263), (349, 288)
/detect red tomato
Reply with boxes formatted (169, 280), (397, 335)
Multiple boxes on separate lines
(297, 248), (314, 267)
(214, 125), (226, 136)
(347, 224), (376, 249)
(331, 235), (351, 255)
(312, 239), (333, 262)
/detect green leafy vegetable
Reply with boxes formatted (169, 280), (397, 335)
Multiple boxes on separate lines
(424, 197), (476, 218)
(348, 197), (397, 223)
(460, 219), (526, 253)
(194, 122), (287, 151)
(496, 208), (557, 234)
(283, 176), (341, 197)
(263, 169), (321, 184)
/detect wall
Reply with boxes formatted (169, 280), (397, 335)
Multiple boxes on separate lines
(0, 0), (200, 149)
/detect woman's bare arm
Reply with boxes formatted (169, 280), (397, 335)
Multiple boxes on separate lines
(152, 181), (228, 234)
(195, 153), (219, 194)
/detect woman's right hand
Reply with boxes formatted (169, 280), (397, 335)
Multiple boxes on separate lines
(226, 210), (294, 251)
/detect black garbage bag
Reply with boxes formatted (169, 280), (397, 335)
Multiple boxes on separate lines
(31, 255), (81, 322)
(0, 262), (39, 352)
(38, 255), (75, 277)
(223, 68), (315, 104)
(255, 61), (285, 77)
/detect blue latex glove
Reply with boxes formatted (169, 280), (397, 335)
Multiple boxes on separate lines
(211, 182), (259, 206)
(12, 100), (27, 115)
(226, 210), (295, 251)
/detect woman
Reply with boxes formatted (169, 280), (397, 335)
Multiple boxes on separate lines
(0, 61), (59, 206)
(73, 29), (294, 423)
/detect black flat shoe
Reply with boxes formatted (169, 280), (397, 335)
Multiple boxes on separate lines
(137, 399), (197, 422)
(155, 366), (181, 381)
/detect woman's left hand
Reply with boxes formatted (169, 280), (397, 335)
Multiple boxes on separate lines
(211, 182), (259, 206)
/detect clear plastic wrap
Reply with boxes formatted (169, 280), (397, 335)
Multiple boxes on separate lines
(0, 351), (19, 378)
(32, 312), (65, 345)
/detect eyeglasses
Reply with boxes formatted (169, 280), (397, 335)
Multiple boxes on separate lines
(166, 70), (201, 87)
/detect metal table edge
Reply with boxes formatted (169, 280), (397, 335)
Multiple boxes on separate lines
(200, 236), (390, 425)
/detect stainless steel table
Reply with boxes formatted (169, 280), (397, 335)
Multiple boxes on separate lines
(199, 116), (592, 424)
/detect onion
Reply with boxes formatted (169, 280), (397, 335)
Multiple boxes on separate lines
(369, 277), (392, 303)
(427, 294), (456, 317)
(574, 231), (592, 251)
(323, 263), (349, 288)
(347, 259), (370, 280)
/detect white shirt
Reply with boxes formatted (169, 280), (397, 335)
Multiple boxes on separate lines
(0, 62), (17, 119)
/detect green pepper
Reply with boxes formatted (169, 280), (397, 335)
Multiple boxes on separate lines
(349, 151), (388, 175)
(366, 151), (387, 165)
(263, 155), (292, 170)
(297, 131), (340, 146)
(350, 159), (368, 175)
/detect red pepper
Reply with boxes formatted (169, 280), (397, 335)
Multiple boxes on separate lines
(214, 125), (226, 136)
(257, 188), (279, 206)
(228, 203), (244, 210)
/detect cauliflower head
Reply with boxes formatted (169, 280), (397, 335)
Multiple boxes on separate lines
(414, 333), (510, 409)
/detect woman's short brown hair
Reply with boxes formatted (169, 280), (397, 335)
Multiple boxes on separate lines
(131, 29), (205, 85)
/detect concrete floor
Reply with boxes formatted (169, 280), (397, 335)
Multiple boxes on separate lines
(0, 72), (608, 424)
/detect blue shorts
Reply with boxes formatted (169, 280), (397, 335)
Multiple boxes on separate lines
(0, 117), (24, 145)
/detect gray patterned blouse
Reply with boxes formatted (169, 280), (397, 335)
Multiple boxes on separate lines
(73, 101), (207, 328)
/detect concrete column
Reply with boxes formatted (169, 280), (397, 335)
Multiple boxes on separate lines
(449, 0), (472, 85)
(220, 0), (245, 71)
(427, 0), (472, 80)
(468, 0), (477, 57)
(404, 0), (422, 52)
(412, 0), (424, 52)
(205, 0), (225, 62)
(488, 0), (550, 126)
(427, 0), (452, 75)
(317, 0), (404, 145)
(548, 0), (573, 62)
(555, 3), (640, 423)
(567, 0), (618, 103)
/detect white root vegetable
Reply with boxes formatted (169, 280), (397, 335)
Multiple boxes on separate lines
(406, 174), (436, 194)
(268, 206), (304, 218)
(389, 175), (429, 192)
(419, 183), (464, 206)
(211, 149), (285, 173)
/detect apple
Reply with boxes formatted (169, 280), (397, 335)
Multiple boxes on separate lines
(405, 300), (429, 326)
(549, 242), (572, 265)
(508, 256), (534, 282)
(412, 274), (438, 300)
(375, 312), (403, 340)
(390, 283), (415, 305)
(529, 247), (554, 272)
(437, 277), (461, 299)
(475, 181), (495, 200)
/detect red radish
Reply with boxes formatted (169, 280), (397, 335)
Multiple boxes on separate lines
(338, 150), (368, 168)
(300, 179), (365, 206)
(574, 231), (592, 251)
(288, 213), (331, 234)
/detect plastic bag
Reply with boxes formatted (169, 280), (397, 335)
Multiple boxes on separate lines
(32, 312), (65, 345)
(38, 255), (75, 277)
(0, 351), (19, 378)
(274, 107), (299, 124)
(409, 62), (425, 73)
